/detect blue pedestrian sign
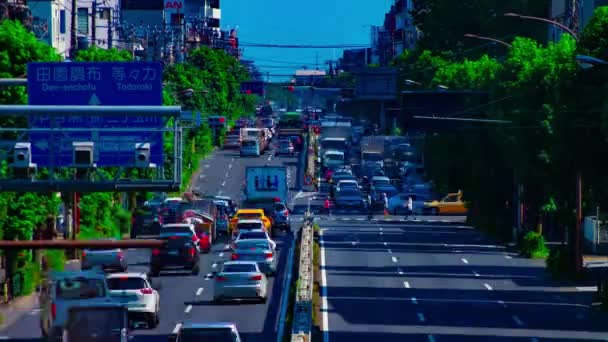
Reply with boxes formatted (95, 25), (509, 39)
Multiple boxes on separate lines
(27, 62), (165, 167)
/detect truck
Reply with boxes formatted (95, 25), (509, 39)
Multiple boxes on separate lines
(361, 136), (386, 170)
(243, 166), (288, 224)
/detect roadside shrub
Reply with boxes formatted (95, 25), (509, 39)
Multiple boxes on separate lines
(520, 231), (549, 258)
(44, 250), (66, 271)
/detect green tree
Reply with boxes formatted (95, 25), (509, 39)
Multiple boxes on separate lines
(74, 46), (133, 62)
(411, 0), (551, 56)
(578, 6), (608, 59)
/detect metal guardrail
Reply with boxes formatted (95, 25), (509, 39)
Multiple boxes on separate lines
(291, 215), (314, 342)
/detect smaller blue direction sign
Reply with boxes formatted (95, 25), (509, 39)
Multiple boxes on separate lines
(240, 81), (265, 96)
(27, 62), (165, 167)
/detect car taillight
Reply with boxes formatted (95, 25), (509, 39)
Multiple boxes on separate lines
(191, 235), (198, 242)
(215, 276), (227, 282)
(231, 253), (239, 260)
(265, 253), (273, 259)
(250, 275), (262, 281)
(152, 249), (160, 256)
(189, 248), (196, 257)
(51, 302), (56, 320)
(283, 210), (289, 217)
(81, 251), (86, 258)
(140, 288), (153, 295)
(117, 251), (124, 259)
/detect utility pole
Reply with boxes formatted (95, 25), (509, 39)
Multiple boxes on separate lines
(107, 8), (112, 49)
(69, 0), (77, 58)
(91, 0), (97, 46)
(575, 172), (583, 274)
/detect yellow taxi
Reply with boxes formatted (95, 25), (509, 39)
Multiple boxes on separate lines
(424, 190), (468, 215)
(229, 209), (272, 233)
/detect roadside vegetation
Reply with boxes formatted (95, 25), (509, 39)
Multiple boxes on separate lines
(0, 20), (256, 297)
(392, 3), (608, 280)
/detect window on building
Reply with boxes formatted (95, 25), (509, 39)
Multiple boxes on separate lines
(59, 10), (66, 34)
(77, 8), (88, 35)
(99, 8), (110, 20)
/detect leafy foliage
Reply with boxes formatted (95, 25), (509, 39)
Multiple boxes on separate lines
(74, 46), (133, 62)
(520, 231), (549, 258)
(578, 6), (608, 59)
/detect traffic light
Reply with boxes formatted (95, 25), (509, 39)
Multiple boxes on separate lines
(207, 116), (227, 128)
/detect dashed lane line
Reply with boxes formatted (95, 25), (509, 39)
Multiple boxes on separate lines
(498, 300), (507, 308)
(484, 283), (493, 291)
(472, 270), (480, 277)
(172, 323), (183, 334)
(388, 249), (393, 253)
(212, 263), (218, 268)
(219, 252), (224, 258)
(428, 335), (436, 342)
(417, 313), (426, 323)
(403, 281), (410, 288)
(184, 305), (193, 313)
(512, 315), (524, 326)
(461, 258), (469, 264)
(196, 287), (204, 296)
(411, 297), (418, 304)
(391, 256), (398, 263)
(383, 242), (388, 246)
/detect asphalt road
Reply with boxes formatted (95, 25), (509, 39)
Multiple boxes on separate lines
(0, 145), (302, 341)
(318, 219), (608, 342)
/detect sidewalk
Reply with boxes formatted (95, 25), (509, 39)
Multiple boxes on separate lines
(0, 292), (39, 331)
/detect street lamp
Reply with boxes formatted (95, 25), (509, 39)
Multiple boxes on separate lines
(575, 54), (608, 70)
(504, 12), (578, 41)
(464, 33), (512, 48)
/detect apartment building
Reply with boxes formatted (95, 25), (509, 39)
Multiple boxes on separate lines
(549, 0), (608, 42)
(30, 0), (119, 58)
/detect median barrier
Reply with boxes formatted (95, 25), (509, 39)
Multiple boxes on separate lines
(291, 213), (314, 342)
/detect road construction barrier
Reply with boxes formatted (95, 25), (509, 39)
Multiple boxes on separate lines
(291, 214), (314, 342)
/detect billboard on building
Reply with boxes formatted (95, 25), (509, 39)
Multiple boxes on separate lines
(121, 0), (163, 10)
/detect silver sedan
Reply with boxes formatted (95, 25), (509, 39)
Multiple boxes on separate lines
(231, 239), (278, 276)
(212, 261), (268, 303)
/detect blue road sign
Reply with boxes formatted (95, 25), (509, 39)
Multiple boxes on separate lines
(27, 62), (165, 167)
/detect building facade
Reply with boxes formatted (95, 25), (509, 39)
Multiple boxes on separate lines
(30, 0), (119, 58)
(549, 0), (608, 42)
(370, 0), (419, 66)
(294, 69), (326, 86)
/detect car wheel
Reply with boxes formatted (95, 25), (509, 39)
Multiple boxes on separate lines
(192, 263), (200, 275)
(146, 312), (158, 329)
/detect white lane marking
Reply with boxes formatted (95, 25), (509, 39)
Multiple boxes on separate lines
(498, 300), (507, 307)
(221, 181), (226, 187)
(379, 227), (383, 230)
(505, 255), (513, 259)
(398, 268), (404, 275)
(484, 283), (493, 291)
(228, 163), (233, 169)
(172, 323), (183, 334)
(267, 155), (272, 161)
(411, 297), (418, 304)
(388, 249), (393, 253)
(472, 270), (480, 277)
(443, 243), (448, 247)
(380, 231), (384, 235)
(417, 313), (426, 323)
(428, 335), (436, 342)
(224, 244), (230, 250)
(219, 252), (224, 257)
(204, 164), (210, 168)
(320, 229), (330, 334)
(391, 256), (398, 263)
(205, 273), (213, 279)
(212, 263), (218, 268)
(576, 286), (598, 292)
(184, 304), (193, 313)
(512, 315), (524, 326)
(196, 287), (204, 296)
(461, 258), (469, 264)
(383, 242), (388, 246)
(356, 218), (364, 221)
(403, 281), (410, 288)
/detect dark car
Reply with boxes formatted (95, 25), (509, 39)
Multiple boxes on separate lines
(150, 235), (200, 276)
(334, 189), (366, 210)
(370, 185), (399, 209)
(132, 204), (163, 237)
(270, 202), (291, 232)
(64, 304), (130, 342)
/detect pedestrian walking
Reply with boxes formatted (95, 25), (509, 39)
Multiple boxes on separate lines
(324, 198), (331, 216)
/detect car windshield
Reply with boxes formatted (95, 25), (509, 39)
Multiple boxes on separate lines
(241, 140), (256, 147)
(322, 140), (346, 150)
(106, 277), (146, 290)
(239, 232), (267, 240)
(274, 203), (286, 211)
(373, 179), (391, 186)
(162, 226), (191, 234)
(223, 264), (258, 273)
(238, 213), (262, 219)
(325, 153), (344, 161)
(179, 328), (238, 342)
(235, 240), (270, 249)
(237, 222), (263, 230)
(338, 190), (360, 197)
(363, 153), (383, 161)
(56, 278), (106, 299)
(67, 309), (125, 337)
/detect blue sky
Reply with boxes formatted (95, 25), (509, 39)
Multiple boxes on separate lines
(222, 0), (394, 81)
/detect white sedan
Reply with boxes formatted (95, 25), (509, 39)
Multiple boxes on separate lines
(232, 229), (276, 251)
(106, 272), (161, 328)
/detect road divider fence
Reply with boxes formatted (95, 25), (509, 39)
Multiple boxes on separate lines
(291, 215), (314, 342)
